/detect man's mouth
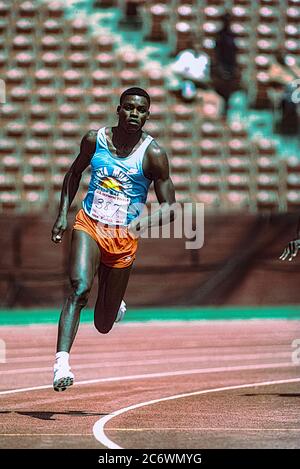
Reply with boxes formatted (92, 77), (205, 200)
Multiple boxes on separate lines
(128, 119), (139, 125)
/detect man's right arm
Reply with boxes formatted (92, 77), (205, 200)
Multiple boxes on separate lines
(51, 130), (97, 243)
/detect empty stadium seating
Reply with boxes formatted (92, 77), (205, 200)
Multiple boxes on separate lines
(0, 0), (299, 215)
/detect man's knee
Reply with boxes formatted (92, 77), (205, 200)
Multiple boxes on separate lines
(70, 279), (91, 306)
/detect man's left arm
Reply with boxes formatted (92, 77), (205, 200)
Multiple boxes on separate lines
(129, 143), (176, 234)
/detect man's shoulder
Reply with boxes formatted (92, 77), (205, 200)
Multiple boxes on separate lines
(146, 138), (167, 159)
(83, 129), (98, 144)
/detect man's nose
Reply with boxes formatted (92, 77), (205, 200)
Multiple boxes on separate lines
(130, 109), (139, 116)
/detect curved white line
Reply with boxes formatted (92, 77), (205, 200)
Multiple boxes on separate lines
(0, 362), (294, 396)
(93, 377), (300, 449)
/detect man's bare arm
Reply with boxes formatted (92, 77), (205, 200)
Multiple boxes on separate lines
(51, 130), (97, 243)
(130, 141), (176, 234)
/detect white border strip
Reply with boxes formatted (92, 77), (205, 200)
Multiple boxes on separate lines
(0, 362), (295, 396)
(93, 377), (300, 449)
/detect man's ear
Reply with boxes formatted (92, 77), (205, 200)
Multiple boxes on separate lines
(146, 111), (150, 120)
(117, 105), (121, 114)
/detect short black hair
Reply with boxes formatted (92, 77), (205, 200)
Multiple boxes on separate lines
(120, 87), (151, 107)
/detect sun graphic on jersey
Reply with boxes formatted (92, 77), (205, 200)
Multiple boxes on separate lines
(101, 177), (122, 192)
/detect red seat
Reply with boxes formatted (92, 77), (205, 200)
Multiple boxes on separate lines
(5, 122), (26, 137)
(58, 103), (78, 119)
(63, 69), (83, 86)
(16, 18), (34, 34)
(19, 1), (38, 18)
(35, 69), (55, 85)
(46, 1), (65, 19)
(43, 19), (63, 34)
(15, 51), (34, 68)
(71, 17), (88, 35)
(25, 139), (46, 155)
(37, 86), (57, 103)
(41, 35), (61, 51)
(31, 122), (52, 137)
(30, 104), (49, 119)
(68, 35), (88, 51)
(12, 35), (32, 50)
(41, 52), (62, 68)
(91, 70), (111, 86)
(10, 86), (30, 102)
(5, 69), (25, 84)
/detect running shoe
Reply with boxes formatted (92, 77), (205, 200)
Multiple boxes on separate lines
(115, 300), (126, 323)
(53, 363), (74, 392)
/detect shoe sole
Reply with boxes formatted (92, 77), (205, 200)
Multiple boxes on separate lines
(53, 376), (74, 392)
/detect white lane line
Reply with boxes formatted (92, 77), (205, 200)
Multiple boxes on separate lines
(0, 361), (295, 396)
(0, 352), (291, 375)
(93, 377), (300, 449)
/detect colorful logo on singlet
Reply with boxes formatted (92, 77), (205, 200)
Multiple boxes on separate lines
(95, 167), (132, 193)
(101, 177), (122, 192)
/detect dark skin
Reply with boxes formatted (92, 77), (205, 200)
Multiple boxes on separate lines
(52, 94), (176, 352)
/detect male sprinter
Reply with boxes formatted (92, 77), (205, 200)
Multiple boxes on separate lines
(51, 87), (176, 391)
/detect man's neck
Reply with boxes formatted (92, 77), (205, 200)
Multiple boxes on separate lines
(112, 126), (142, 146)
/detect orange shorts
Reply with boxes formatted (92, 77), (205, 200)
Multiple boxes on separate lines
(73, 208), (138, 268)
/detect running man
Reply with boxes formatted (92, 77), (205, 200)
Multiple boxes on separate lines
(51, 87), (176, 391)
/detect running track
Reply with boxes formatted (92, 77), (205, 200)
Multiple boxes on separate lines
(0, 320), (299, 449)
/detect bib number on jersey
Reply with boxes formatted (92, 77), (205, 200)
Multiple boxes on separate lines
(90, 188), (129, 225)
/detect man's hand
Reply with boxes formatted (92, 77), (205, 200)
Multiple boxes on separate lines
(128, 217), (147, 239)
(51, 215), (68, 243)
(279, 239), (300, 261)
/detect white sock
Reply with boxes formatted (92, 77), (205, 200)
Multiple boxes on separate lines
(55, 351), (70, 366)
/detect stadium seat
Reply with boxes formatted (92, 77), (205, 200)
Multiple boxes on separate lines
(24, 139), (46, 155)
(91, 70), (111, 86)
(12, 35), (32, 50)
(71, 17), (88, 35)
(94, 34), (115, 53)
(68, 35), (88, 51)
(10, 86), (30, 102)
(41, 52), (62, 68)
(31, 122), (52, 138)
(146, 4), (169, 42)
(35, 69), (55, 85)
(42, 19), (63, 34)
(15, 51), (34, 67)
(45, 1), (64, 19)
(0, 104), (20, 122)
(63, 69), (84, 86)
(223, 190), (251, 211)
(5, 122), (26, 137)
(58, 103), (79, 120)
(15, 18), (34, 34)
(41, 35), (61, 51)
(198, 157), (222, 173)
(0, 1), (10, 17)
(37, 86), (57, 103)
(30, 104), (49, 120)
(19, 1), (38, 18)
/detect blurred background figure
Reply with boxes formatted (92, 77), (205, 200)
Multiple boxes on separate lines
(212, 13), (239, 118)
(119, 0), (144, 29)
(165, 37), (210, 102)
(267, 50), (300, 135)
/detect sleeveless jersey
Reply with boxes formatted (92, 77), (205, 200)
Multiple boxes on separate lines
(82, 127), (153, 226)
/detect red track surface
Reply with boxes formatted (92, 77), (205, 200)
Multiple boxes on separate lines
(0, 320), (299, 449)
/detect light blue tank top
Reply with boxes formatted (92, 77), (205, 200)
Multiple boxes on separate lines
(82, 127), (153, 226)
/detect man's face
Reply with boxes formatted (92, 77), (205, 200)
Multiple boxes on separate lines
(117, 95), (150, 133)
